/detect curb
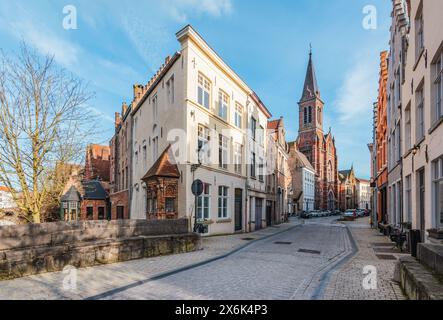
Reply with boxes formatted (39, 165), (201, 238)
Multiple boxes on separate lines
(311, 224), (359, 300)
(85, 222), (303, 300)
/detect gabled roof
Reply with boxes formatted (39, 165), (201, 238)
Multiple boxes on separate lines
(142, 145), (180, 180)
(81, 181), (108, 200)
(300, 51), (320, 103)
(292, 149), (315, 172)
(267, 119), (281, 130)
(61, 186), (81, 202)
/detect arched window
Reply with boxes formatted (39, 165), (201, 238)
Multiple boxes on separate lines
(328, 161), (333, 182)
(308, 106), (312, 123)
(303, 107), (308, 124)
(152, 125), (159, 162)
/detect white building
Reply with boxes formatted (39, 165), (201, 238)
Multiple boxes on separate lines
(356, 179), (371, 210)
(0, 187), (16, 210)
(129, 25), (275, 235)
(288, 145), (315, 212)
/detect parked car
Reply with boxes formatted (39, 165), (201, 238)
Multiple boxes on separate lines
(300, 211), (311, 219)
(333, 210), (342, 216)
(356, 209), (366, 217)
(343, 209), (357, 219)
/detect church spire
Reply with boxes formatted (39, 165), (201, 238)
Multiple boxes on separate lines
(300, 47), (320, 103)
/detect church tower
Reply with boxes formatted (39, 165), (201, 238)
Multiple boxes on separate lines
(297, 50), (324, 165)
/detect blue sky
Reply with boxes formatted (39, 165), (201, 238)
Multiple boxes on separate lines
(0, 0), (391, 179)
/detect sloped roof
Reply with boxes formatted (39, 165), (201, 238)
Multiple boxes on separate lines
(0, 186), (11, 192)
(142, 145), (180, 180)
(293, 149), (315, 172)
(89, 144), (110, 160)
(300, 51), (320, 102)
(267, 119), (281, 130)
(61, 186), (81, 202)
(81, 181), (108, 200)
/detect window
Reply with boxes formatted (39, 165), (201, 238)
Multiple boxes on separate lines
(165, 198), (175, 213)
(396, 122), (401, 162)
(308, 106), (312, 123)
(251, 152), (256, 178)
(432, 157), (443, 228)
(432, 52), (443, 124)
(167, 76), (174, 104)
(198, 125), (211, 164)
(258, 157), (264, 182)
(219, 134), (228, 170)
(416, 85), (425, 142)
(405, 175), (412, 223)
(415, 9), (424, 59)
(197, 183), (211, 220)
(147, 192), (157, 214)
(117, 206), (124, 220)
(86, 207), (93, 220)
(152, 137), (159, 162)
(98, 207), (105, 220)
(234, 143), (242, 174)
(198, 73), (211, 109)
(405, 103), (412, 151)
(256, 125), (264, 146)
(250, 117), (257, 140)
(234, 103), (243, 128)
(218, 90), (229, 121)
(152, 94), (158, 120)
(218, 186), (228, 219)
(303, 107), (308, 124)
(143, 145), (147, 169)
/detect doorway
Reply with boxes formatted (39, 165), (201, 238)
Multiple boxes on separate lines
(255, 198), (263, 230)
(234, 189), (243, 231)
(418, 168), (426, 242)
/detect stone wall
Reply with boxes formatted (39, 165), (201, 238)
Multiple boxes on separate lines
(0, 219), (199, 280)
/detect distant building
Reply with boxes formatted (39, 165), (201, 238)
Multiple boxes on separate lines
(0, 187), (16, 210)
(294, 51), (339, 210)
(85, 144), (111, 182)
(338, 168), (357, 211)
(288, 143), (315, 212)
(356, 178), (371, 210)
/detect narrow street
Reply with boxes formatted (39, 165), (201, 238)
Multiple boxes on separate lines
(0, 217), (407, 300)
(101, 218), (353, 300)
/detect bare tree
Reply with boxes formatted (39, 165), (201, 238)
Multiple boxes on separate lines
(0, 44), (96, 223)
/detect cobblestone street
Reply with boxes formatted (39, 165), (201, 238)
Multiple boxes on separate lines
(0, 217), (406, 300)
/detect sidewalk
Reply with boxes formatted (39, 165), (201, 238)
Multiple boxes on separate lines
(321, 217), (407, 300)
(0, 219), (301, 300)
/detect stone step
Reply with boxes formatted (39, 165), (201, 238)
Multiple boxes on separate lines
(398, 256), (443, 300)
(418, 244), (443, 275)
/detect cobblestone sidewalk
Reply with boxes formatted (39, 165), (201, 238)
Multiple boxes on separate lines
(0, 220), (301, 300)
(321, 218), (407, 300)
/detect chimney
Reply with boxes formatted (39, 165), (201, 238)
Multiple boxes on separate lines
(165, 56), (171, 64)
(115, 112), (122, 128)
(133, 84), (143, 101)
(122, 102), (128, 116)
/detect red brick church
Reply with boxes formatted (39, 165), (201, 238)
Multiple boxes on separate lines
(295, 51), (339, 210)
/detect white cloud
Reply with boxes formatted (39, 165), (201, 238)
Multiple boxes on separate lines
(334, 59), (377, 123)
(166, 0), (233, 21)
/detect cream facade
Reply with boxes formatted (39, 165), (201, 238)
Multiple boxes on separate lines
(356, 179), (371, 210)
(401, 0), (443, 242)
(129, 25), (277, 236)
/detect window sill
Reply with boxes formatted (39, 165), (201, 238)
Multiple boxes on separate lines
(415, 137), (425, 148)
(428, 116), (443, 135)
(216, 218), (232, 224)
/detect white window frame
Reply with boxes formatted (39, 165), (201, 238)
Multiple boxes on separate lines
(433, 52), (442, 124)
(234, 143), (242, 174)
(198, 125), (211, 165)
(405, 104), (412, 151)
(152, 94), (158, 120)
(234, 103), (243, 128)
(198, 73), (211, 109)
(219, 134), (228, 170)
(218, 90), (229, 121)
(197, 183), (211, 221)
(218, 186), (229, 219)
(416, 86), (425, 142)
(432, 157), (443, 228)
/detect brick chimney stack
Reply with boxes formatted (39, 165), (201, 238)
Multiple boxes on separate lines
(122, 102), (128, 116)
(115, 112), (122, 128)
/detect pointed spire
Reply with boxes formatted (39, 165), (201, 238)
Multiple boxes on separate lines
(300, 46), (320, 102)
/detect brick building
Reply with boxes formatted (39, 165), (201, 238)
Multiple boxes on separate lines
(109, 102), (132, 221)
(85, 144), (111, 182)
(338, 168), (358, 211)
(374, 51), (389, 224)
(295, 51), (339, 210)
